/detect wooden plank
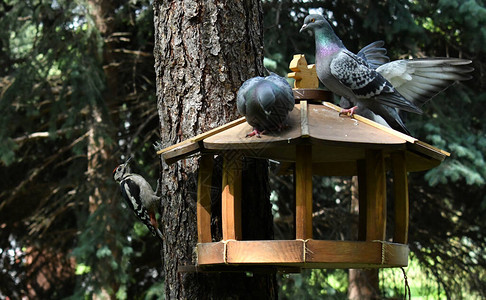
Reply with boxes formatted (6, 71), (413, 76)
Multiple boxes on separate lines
(404, 150), (442, 172)
(305, 240), (409, 267)
(197, 242), (225, 265)
(162, 141), (200, 165)
(300, 100), (310, 137)
(156, 117), (247, 155)
(414, 140), (450, 157)
(300, 261), (406, 269)
(392, 152), (409, 244)
(356, 159), (367, 241)
(197, 155), (214, 243)
(306, 240), (379, 264)
(408, 140), (449, 162)
(226, 240), (304, 264)
(322, 102), (417, 144)
(196, 240), (409, 268)
(205, 104), (407, 152)
(222, 152), (242, 240)
(292, 89), (332, 103)
(365, 150), (387, 241)
(295, 144), (313, 239)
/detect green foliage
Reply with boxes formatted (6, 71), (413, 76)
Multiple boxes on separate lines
(143, 281), (165, 300)
(0, 0), (161, 298)
(279, 270), (348, 299)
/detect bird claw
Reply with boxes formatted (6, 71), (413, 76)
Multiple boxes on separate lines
(339, 106), (358, 117)
(153, 140), (164, 152)
(246, 129), (264, 138)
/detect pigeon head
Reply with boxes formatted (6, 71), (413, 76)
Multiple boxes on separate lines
(300, 14), (344, 51)
(300, 14), (329, 33)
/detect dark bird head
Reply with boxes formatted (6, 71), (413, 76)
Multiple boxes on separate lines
(300, 14), (344, 49)
(300, 14), (328, 33)
(113, 156), (132, 182)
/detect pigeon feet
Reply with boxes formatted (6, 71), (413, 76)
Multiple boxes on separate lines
(246, 129), (264, 138)
(339, 106), (358, 117)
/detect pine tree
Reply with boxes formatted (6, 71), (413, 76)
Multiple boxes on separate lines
(154, 0), (277, 298)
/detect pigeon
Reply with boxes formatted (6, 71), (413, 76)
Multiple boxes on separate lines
(356, 40), (390, 69)
(339, 40), (389, 112)
(300, 14), (472, 135)
(342, 57), (473, 133)
(237, 73), (295, 137)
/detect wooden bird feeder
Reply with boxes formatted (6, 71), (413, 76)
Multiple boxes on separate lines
(157, 56), (449, 272)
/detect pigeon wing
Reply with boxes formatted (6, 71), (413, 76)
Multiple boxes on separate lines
(331, 50), (422, 113)
(377, 58), (473, 106)
(356, 40), (390, 69)
(237, 76), (264, 116)
(265, 73), (295, 112)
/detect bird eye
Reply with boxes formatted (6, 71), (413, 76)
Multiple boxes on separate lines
(310, 18), (315, 23)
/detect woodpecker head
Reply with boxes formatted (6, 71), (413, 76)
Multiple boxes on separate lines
(113, 156), (132, 182)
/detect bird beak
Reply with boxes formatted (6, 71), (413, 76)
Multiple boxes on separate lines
(124, 156), (133, 166)
(299, 24), (307, 33)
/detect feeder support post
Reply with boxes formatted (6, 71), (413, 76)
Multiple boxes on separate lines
(364, 150), (387, 241)
(222, 152), (243, 240)
(197, 154), (214, 243)
(392, 152), (409, 244)
(296, 144), (313, 240)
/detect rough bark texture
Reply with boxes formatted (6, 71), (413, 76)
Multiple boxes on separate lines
(348, 176), (380, 300)
(154, 1), (276, 298)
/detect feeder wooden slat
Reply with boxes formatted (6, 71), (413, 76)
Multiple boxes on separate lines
(197, 155), (214, 243)
(161, 140), (201, 165)
(365, 150), (387, 241)
(392, 152), (409, 244)
(197, 242), (225, 265)
(156, 117), (247, 156)
(300, 100), (310, 137)
(293, 89), (332, 102)
(322, 102), (417, 144)
(196, 240), (409, 268)
(222, 153), (242, 240)
(227, 240), (304, 264)
(295, 144), (313, 240)
(357, 159), (367, 241)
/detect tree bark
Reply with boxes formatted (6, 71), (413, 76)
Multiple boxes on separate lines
(348, 176), (380, 300)
(154, 0), (276, 298)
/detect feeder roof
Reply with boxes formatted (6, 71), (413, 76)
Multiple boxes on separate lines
(158, 101), (449, 173)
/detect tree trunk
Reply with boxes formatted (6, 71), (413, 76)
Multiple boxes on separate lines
(348, 176), (380, 299)
(154, 0), (277, 298)
(87, 1), (119, 298)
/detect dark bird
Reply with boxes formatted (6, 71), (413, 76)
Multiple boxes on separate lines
(237, 73), (295, 137)
(301, 14), (472, 135)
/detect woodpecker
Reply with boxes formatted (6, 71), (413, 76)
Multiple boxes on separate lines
(113, 157), (163, 242)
